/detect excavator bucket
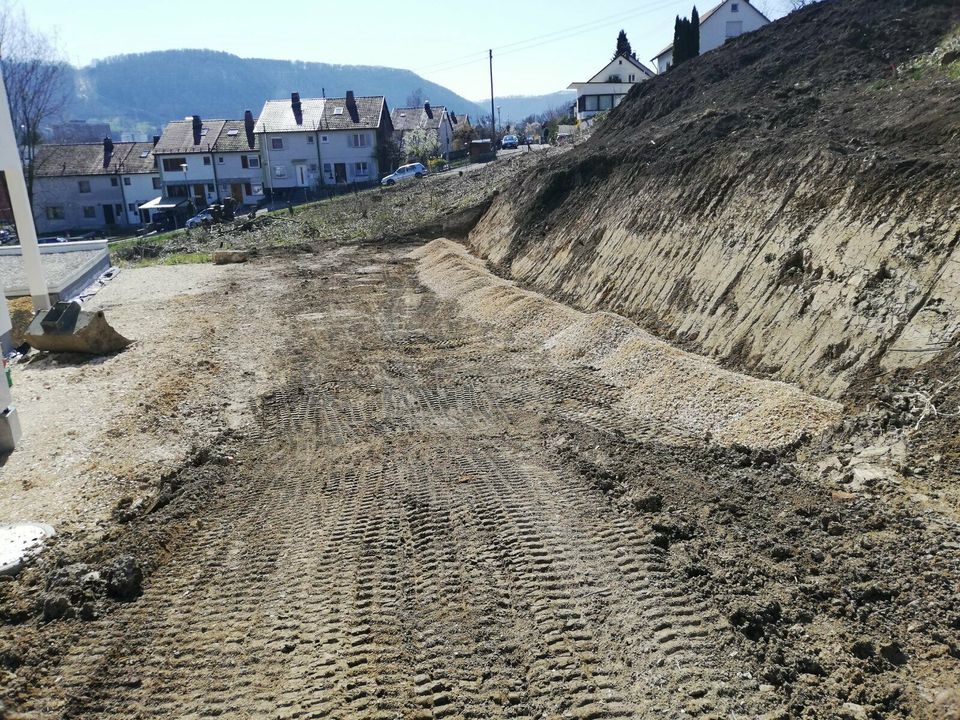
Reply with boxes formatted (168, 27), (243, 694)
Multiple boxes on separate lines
(24, 301), (131, 355)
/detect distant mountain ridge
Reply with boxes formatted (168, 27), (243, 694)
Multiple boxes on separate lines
(65, 49), (488, 136)
(476, 91), (577, 125)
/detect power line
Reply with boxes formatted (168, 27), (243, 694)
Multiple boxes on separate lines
(413, 0), (687, 76)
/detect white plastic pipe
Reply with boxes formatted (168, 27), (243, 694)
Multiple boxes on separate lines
(0, 70), (49, 311)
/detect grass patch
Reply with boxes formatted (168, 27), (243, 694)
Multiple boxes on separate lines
(131, 251), (212, 268)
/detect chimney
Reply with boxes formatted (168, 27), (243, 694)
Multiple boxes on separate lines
(102, 136), (114, 169)
(345, 90), (358, 121)
(192, 115), (202, 145)
(244, 109), (255, 149)
(152, 134), (160, 146)
(450, 111), (458, 124)
(291, 92), (303, 125)
(424, 101), (433, 119)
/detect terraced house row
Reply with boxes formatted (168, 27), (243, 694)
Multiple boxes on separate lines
(29, 91), (459, 237)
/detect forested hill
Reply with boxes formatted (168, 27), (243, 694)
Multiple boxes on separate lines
(67, 49), (487, 135)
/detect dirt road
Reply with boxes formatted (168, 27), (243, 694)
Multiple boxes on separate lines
(5, 241), (959, 719)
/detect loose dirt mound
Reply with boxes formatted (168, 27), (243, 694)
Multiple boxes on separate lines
(468, 0), (960, 399)
(412, 239), (841, 447)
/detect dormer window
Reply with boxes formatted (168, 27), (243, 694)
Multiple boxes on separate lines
(732, 2), (739, 10)
(334, 107), (344, 115)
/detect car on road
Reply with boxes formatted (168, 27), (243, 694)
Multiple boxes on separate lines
(526, 135), (534, 145)
(185, 210), (214, 229)
(381, 163), (427, 186)
(501, 134), (519, 150)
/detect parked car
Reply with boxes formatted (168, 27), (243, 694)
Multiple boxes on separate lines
(185, 209), (214, 229)
(526, 135), (534, 145)
(501, 134), (519, 150)
(381, 163), (426, 186)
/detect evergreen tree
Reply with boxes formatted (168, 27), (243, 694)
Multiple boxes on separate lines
(672, 16), (683, 68)
(691, 6), (701, 58)
(614, 29), (633, 59)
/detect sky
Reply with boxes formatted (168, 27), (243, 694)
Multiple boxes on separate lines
(19, 0), (792, 100)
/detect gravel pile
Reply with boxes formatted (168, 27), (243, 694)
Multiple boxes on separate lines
(414, 239), (841, 448)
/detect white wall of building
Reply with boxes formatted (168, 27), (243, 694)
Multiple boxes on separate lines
(655, 0), (768, 73)
(261, 130), (380, 189)
(214, 152), (265, 204)
(120, 173), (161, 225)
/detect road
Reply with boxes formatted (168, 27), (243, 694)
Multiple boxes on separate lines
(32, 241), (757, 719)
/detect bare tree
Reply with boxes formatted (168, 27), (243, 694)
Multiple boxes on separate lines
(405, 87), (425, 107)
(0, 1), (69, 203)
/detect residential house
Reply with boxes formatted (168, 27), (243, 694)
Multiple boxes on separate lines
(567, 54), (655, 123)
(651, 0), (770, 73)
(31, 139), (161, 235)
(391, 101), (454, 158)
(254, 91), (392, 195)
(212, 112), (264, 205)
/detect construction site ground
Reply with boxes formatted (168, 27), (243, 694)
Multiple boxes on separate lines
(0, 207), (958, 719)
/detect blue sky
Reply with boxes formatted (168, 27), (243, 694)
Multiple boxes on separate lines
(21, 0), (791, 99)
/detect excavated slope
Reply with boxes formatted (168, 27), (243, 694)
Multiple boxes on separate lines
(470, 0), (960, 399)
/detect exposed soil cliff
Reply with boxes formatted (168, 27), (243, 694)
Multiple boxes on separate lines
(470, 0), (960, 399)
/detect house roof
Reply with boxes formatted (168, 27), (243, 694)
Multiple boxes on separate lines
(586, 54), (655, 82)
(651, 0), (771, 60)
(391, 105), (449, 133)
(32, 142), (158, 177)
(254, 95), (389, 133)
(213, 120), (259, 152)
(154, 118), (228, 154)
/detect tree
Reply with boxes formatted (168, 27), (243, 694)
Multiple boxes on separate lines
(0, 1), (69, 204)
(451, 120), (475, 151)
(402, 127), (440, 162)
(671, 8), (700, 68)
(614, 30), (633, 60)
(691, 6), (701, 59)
(405, 87), (425, 107)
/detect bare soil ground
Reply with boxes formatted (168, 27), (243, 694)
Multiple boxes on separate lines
(0, 235), (957, 719)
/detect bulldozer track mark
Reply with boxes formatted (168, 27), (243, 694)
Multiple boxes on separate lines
(34, 247), (764, 719)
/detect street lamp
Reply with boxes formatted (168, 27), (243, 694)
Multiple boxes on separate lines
(497, 106), (502, 133)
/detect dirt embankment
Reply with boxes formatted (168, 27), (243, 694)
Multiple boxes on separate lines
(468, 0), (960, 400)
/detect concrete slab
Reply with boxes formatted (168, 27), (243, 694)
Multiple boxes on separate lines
(0, 521), (55, 575)
(0, 241), (110, 302)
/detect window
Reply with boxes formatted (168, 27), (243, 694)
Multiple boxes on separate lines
(45, 206), (64, 220)
(320, 135), (329, 143)
(731, 2), (739, 10)
(351, 133), (368, 148)
(82, 206), (96, 218)
(628, 74), (636, 82)
(203, 156), (211, 166)
(244, 182), (252, 196)
(152, 177), (162, 189)
(271, 138), (283, 150)
(123, 177), (131, 186)
(323, 162), (332, 177)
(241, 155), (249, 169)
(354, 162), (369, 177)
(78, 180), (91, 193)
(110, 177), (118, 187)
(725, 20), (743, 39)
(128, 203), (136, 212)
(273, 165), (287, 178)
(226, 129), (239, 136)
(599, 95), (614, 111)
(307, 135), (314, 144)
(218, 156), (224, 163)
(114, 204), (123, 215)
(249, 156), (260, 168)
(585, 95), (599, 112)
(251, 184), (263, 195)
(206, 183), (214, 192)
(333, 107), (344, 115)
(162, 157), (186, 172)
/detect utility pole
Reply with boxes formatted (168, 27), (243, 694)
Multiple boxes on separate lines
(489, 49), (496, 145)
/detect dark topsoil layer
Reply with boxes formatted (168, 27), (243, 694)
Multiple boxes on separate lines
(522, 0), (960, 228)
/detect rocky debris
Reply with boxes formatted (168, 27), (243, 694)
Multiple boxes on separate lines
(105, 556), (142, 602)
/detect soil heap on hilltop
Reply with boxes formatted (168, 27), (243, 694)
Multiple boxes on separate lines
(470, 0), (960, 399)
